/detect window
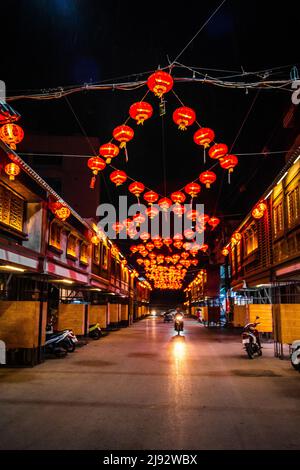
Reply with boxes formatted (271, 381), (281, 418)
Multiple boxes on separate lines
(273, 202), (284, 237)
(92, 243), (100, 264)
(244, 224), (258, 255)
(231, 246), (236, 275)
(287, 187), (300, 227)
(80, 243), (88, 264)
(101, 244), (108, 270)
(49, 222), (61, 250)
(67, 234), (77, 258)
(236, 241), (241, 267)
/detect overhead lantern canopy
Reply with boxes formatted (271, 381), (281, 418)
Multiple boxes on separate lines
(147, 70), (174, 98)
(99, 142), (119, 164)
(173, 106), (196, 131)
(110, 170), (127, 187)
(129, 101), (153, 125)
(87, 156), (106, 189)
(193, 127), (215, 163)
(199, 170), (217, 189)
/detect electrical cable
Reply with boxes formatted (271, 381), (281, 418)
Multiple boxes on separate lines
(170, 0), (228, 65)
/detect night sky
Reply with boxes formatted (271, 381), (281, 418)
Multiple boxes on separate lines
(2, 0), (300, 284)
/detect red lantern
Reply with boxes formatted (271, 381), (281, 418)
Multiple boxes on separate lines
(220, 154), (238, 182)
(172, 204), (185, 217)
(129, 101), (153, 125)
(153, 239), (163, 249)
(208, 216), (220, 229)
(173, 233), (183, 240)
(199, 170), (216, 189)
(140, 231), (150, 242)
(222, 247), (230, 256)
(146, 242), (154, 251)
(147, 70), (173, 98)
(112, 222), (124, 234)
(231, 232), (242, 244)
(184, 229), (195, 240)
(145, 206), (159, 219)
(0, 123), (24, 149)
(173, 240), (183, 249)
(158, 197), (172, 211)
(5, 162), (20, 180)
(197, 213), (210, 225)
(130, 245), (139, 254)
(110, 170), (127, 187)
(87, 156), (106, 189)
(194, 127), (215, 147)
(194, 127), (215, 162)
(163, 238), (173, 247)
(171, 191), (186, 204)
(99, 143), (119, 164)
(133, 213), (146, 226)
(187, 209), (199, 221)
(219, 154), (238, 173)
(144, 190), (159, 205)
(181, 252), (190, 260)
(208, 143), (228, 160)
(200, 244), (209, 253)
(184, 182), (201, 198)
(113, 125), (134, 148)
(173, 106), (196, 131)
(252, 201), (267, 219)
(0, 102), (20, 125)
(123, 218), (133, 230)
(50, 201), (71, 222)
(129, 181), (145, 199)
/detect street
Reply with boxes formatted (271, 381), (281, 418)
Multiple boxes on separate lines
(0, 317), (299, 450)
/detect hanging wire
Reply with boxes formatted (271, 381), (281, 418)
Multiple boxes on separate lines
(161, 111), (168, 197)
(170, 0), (228, 65)
(229, 89), (260, 153)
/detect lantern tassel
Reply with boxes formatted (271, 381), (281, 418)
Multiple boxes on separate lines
(228, 172), (231, 184)
(125, 146), (129, 162)
(203, 147), (206, 164)
(90, 176), (96, 189)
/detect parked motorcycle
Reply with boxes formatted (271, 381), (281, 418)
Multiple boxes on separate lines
(242, 316), (262, 359)
(89, 323), (102, 340)
(45, 330), (73, 357)
(174, 312), (184, 335)
(291, 340), (300, 371)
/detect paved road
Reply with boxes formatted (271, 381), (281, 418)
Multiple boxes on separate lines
(0, 317), (300, 450)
